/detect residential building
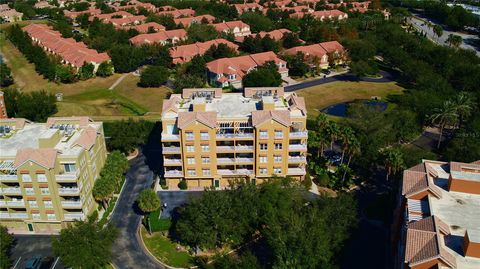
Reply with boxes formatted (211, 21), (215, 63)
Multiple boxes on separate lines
(64, 8), (101, 19)
(108, 15), (146, 28)
(124, 22), (166, 33)
(157, 8), (195, 19)
(129, 29), (188, 45)
(0, 117), (108, 234)
(236, 28), (292, 42)
(34, 1), (54, 9)
(174, 15), (216, 28)
(393, 160), (480, 269)
(233, 3), (264, 14)
(89, 11), (134, 22)
(161, 87), (307, 189)
(109, 0), (157, 12)
(23, 24), (111, 72)
(0, 4), (23, 22)
(311, 10), (348, 21)
(211, 21), (251, 37)
(0, 91), (7, 119)
(170, 39), (239, 64)
(284, 41), (346, 69)
(206, 51), (288, 88)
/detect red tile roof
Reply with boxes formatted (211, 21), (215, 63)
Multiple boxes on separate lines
(108, 15), (146, 27)
(129, 29), (188, 45)
(74, 126), (97, 150)
(170, 39), (238, 64)
(211, 21), (251, 36)
(14, 148), (57, 169)
(157, 8), (195, 19)
(319, 40), (345, 54)
(177, 112), (217, 129)
(311, 9), (348, 20)
(64, 8), (101, 19)
(252, 110), (291, 127)
(174, 15), (216, 27)
(124, 22), (166, 33)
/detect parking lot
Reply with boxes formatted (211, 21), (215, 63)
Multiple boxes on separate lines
(10, 235), (64, 269)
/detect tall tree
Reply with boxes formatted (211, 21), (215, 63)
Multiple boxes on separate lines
(432, 24), (443, 41)
(379, 147), (405, 181)
(429, 100), (459, 149)
(446, 34), (462, 48)
(137, 189), (161, 215)
(0, 225), (14, 269)
(0, 63), (14, 87)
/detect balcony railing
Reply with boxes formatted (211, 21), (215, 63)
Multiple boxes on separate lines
(288, 156), (307, 163)
(288, 144), (307, 151)
(216, 133), (254, 139)
(164, 170), (183, 177)
(287, 168), (307, 175)
(162, 147), (181, 153)
(55, 170), (79, 182)
(0, 175), (18, 182)
(58, 188), (80, 195)
(217, 157), (235, 164)
(0, 200), (5, 206)
(236, 145), (254, 151)
(216, 145), (235, 152)
(64, 213), (85, 221)
(0, 187), (22, 194)
(61, 200), (82, 207)
(161, 133), (180, 141)
(7, 200), (25, 207)
(164, 159), (182, 165)
(0, 212), (29, 219)
(289, 131), (308, 138)
(235, 157), (254, 163)
(217, 169), (253, 176)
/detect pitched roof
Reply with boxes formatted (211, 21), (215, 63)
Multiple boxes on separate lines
(129, 29), (187, 45)
(252, 110), (291, 127)
(162, 96), (181, 115)
(177, 112), (217, 129)
(174, 15), (216, 27)
(125, 22), (166, 33)
(73, 126), (97, 150)
(287, 93), (306, 113)
(319, 41), (345, 54)
(14, 148), (57, 169)
(212, 20), (250, 32)
(402, 162), (443, 199)
(170, 39), (238, 64)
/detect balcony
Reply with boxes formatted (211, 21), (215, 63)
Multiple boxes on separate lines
(58, 188), (80, 195)
(64, 213), (85, 221)
(164, 170), (183, 177)
(289, 131), (308, 139)
(0, 212), (29, 219)
(217, 169), (253, 176)
(287, 167), (307, 175)
(162, 147), (181, 154)
(288, 144), (307, 151)
(0, 200), (4, 206)
(235, 145), (254, 151)
(6, 200), (25, 207)
(235, 157), (254, 164)
(61, 200), (82, 208)
(217, 157), (235, 164)
(55, 170), (79, 182)
(161, 133), (180, 141)
(288, 156), (307, 163)
(216, 133), (254, 139)
(0, 175), (18, 182)
(0, 187), (22, 195)
(216, 145), (235, 152)
(164, 158), (182, 166)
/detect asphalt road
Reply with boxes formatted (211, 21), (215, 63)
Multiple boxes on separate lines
(10, 235), (64, 269)
(285, 70), (394, 92)
(158, 191), (203, 219)
(110, 153), (164, 269)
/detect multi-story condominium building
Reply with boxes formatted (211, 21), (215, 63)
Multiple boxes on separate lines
(0, 117), (107, 233)
(161, 87), (308, 189)
(393, 160), (480, 269)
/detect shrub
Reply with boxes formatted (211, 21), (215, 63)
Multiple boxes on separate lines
(178, 180), (188, 190)
(303, 173), (313, 189)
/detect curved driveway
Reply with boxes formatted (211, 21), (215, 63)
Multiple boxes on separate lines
(110, 153), (165, 269)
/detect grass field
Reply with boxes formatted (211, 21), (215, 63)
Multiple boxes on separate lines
(296, 81), (405, 118)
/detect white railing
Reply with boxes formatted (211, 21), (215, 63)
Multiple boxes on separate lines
(289, 131), (308, 138)
(0, 200), (5, 206)
(58, 188), (80, 195)
(9, 213), (29, 219)
(217, 146), (235, 152)
(217, 169), (253, 176)
(161, 133), (180, 141)
(164, 170), (183, 177)
(64, 213), (85, 220)
(217, 158), (235, 164)
(0, 175), (18, 182)
(55, 170), (79, 182)
(216, 133), (254, 139)
(288, 156), (307, 163)
(162, 147), (181, 153)
(164, 159), (182, 165)
(288, 144), (307, 151)
(0, 212), (10, 218)
(235, 157), (254, 163)
(61, 200), (82, 207)
(235, 145), (254, 151)
(287, 168), (306, 175)
(7, 200), (25, 207)
(0, 187), (22, 194)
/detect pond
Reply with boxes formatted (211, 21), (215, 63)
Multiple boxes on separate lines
(321, 100), (388, 117)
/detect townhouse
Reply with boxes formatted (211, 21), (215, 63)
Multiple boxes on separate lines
(174, 15), (216, 28)
(284, 41), (346, 69)
(237, 28), (292, 42)
(108, 15), (146, 28)
(129, 29), (188, 46)
(0, 117), (108, 234)
(206, 51), (288, 89)
(64, 8), (101, 20)
(161, 87), (307, 189)
(125, 22), (166, 33)
(211, 21), (251, 37)
(109, 0), (157, 12)
(170, 39), (239, 64)
(311, 10), (348, 21)
(23, 24), (111, 72)
(157, 8), (196, 19)
(393, 160), (480, 269)
(0, 4), (23, 22)
(233, 3), (264, 14)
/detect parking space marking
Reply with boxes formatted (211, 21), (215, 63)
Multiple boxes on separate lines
(51, 257), (60, 269)
(12, 257), (21, 269)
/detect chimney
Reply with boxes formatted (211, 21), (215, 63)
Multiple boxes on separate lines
(464, 230), (480, 258)
(192, 97), (206, 112)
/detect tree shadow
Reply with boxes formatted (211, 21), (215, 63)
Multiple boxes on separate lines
(143, 121), (163, 176)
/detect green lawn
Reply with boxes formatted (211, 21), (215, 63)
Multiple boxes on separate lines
(296, 81), (405, 118)
(141, 227), (194, 268)
(148, 209), (172, 232)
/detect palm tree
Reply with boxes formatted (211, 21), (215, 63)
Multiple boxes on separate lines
(380, 147), (405, 181)
(453, 91), (476, 125)
(325, 121), (340, 150)
(346, 138), (361, 167)
(137, 189), (161, 234)
(429, 100), (459, 149)
(339, 126), (355, 164)
(446, 34), (462, 48)
(432, 25), (443, 42)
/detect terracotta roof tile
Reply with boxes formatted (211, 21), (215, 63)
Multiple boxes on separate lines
(252, 110), (291, 127)
(177, 112), (217, 129)
(14, 148), (57, 169)
(74, 126), (97, 150)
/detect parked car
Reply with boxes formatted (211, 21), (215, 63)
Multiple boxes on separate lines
(25, 256), (41, 269)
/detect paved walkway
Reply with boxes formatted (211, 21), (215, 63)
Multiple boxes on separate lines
(109, 73), (129, 90)
(110, 153), (165, 269)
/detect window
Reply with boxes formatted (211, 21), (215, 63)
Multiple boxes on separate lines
(32, 213), (41, 220)
(44, 200), (53, 208)
(228, 74), (236, 80)
(37, 174), (47, 182)
(275, 130), (283, 138)
(260, 143), (268, 151)
(202, 157), (210, 164)
(260, 130), (268, 139)
(186, 132), (194, 140)
(275, 143), (283, 150)
(63, 163), (76, 173)
(260, 156), (267, 163)
(260, 168), (267, 174)
(187, 169), (196, 176)
(187, 157), (195, 165)
(47, 213), (56, 220)
(200, 132), (209, 140)
(28, 200), (38, 208)
(25, 188), (34, 195)
(274, 155), (282, 163)
(201, 144), (210, 152)
(202, 169), (211, 176)
(274, 167), (282, 174)
(186, 145), (195, 152)
(21, 174), (31, 182)
(40, 188), (50, 195)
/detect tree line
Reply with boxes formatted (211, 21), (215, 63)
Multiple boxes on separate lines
(2, 88), (57, 122)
